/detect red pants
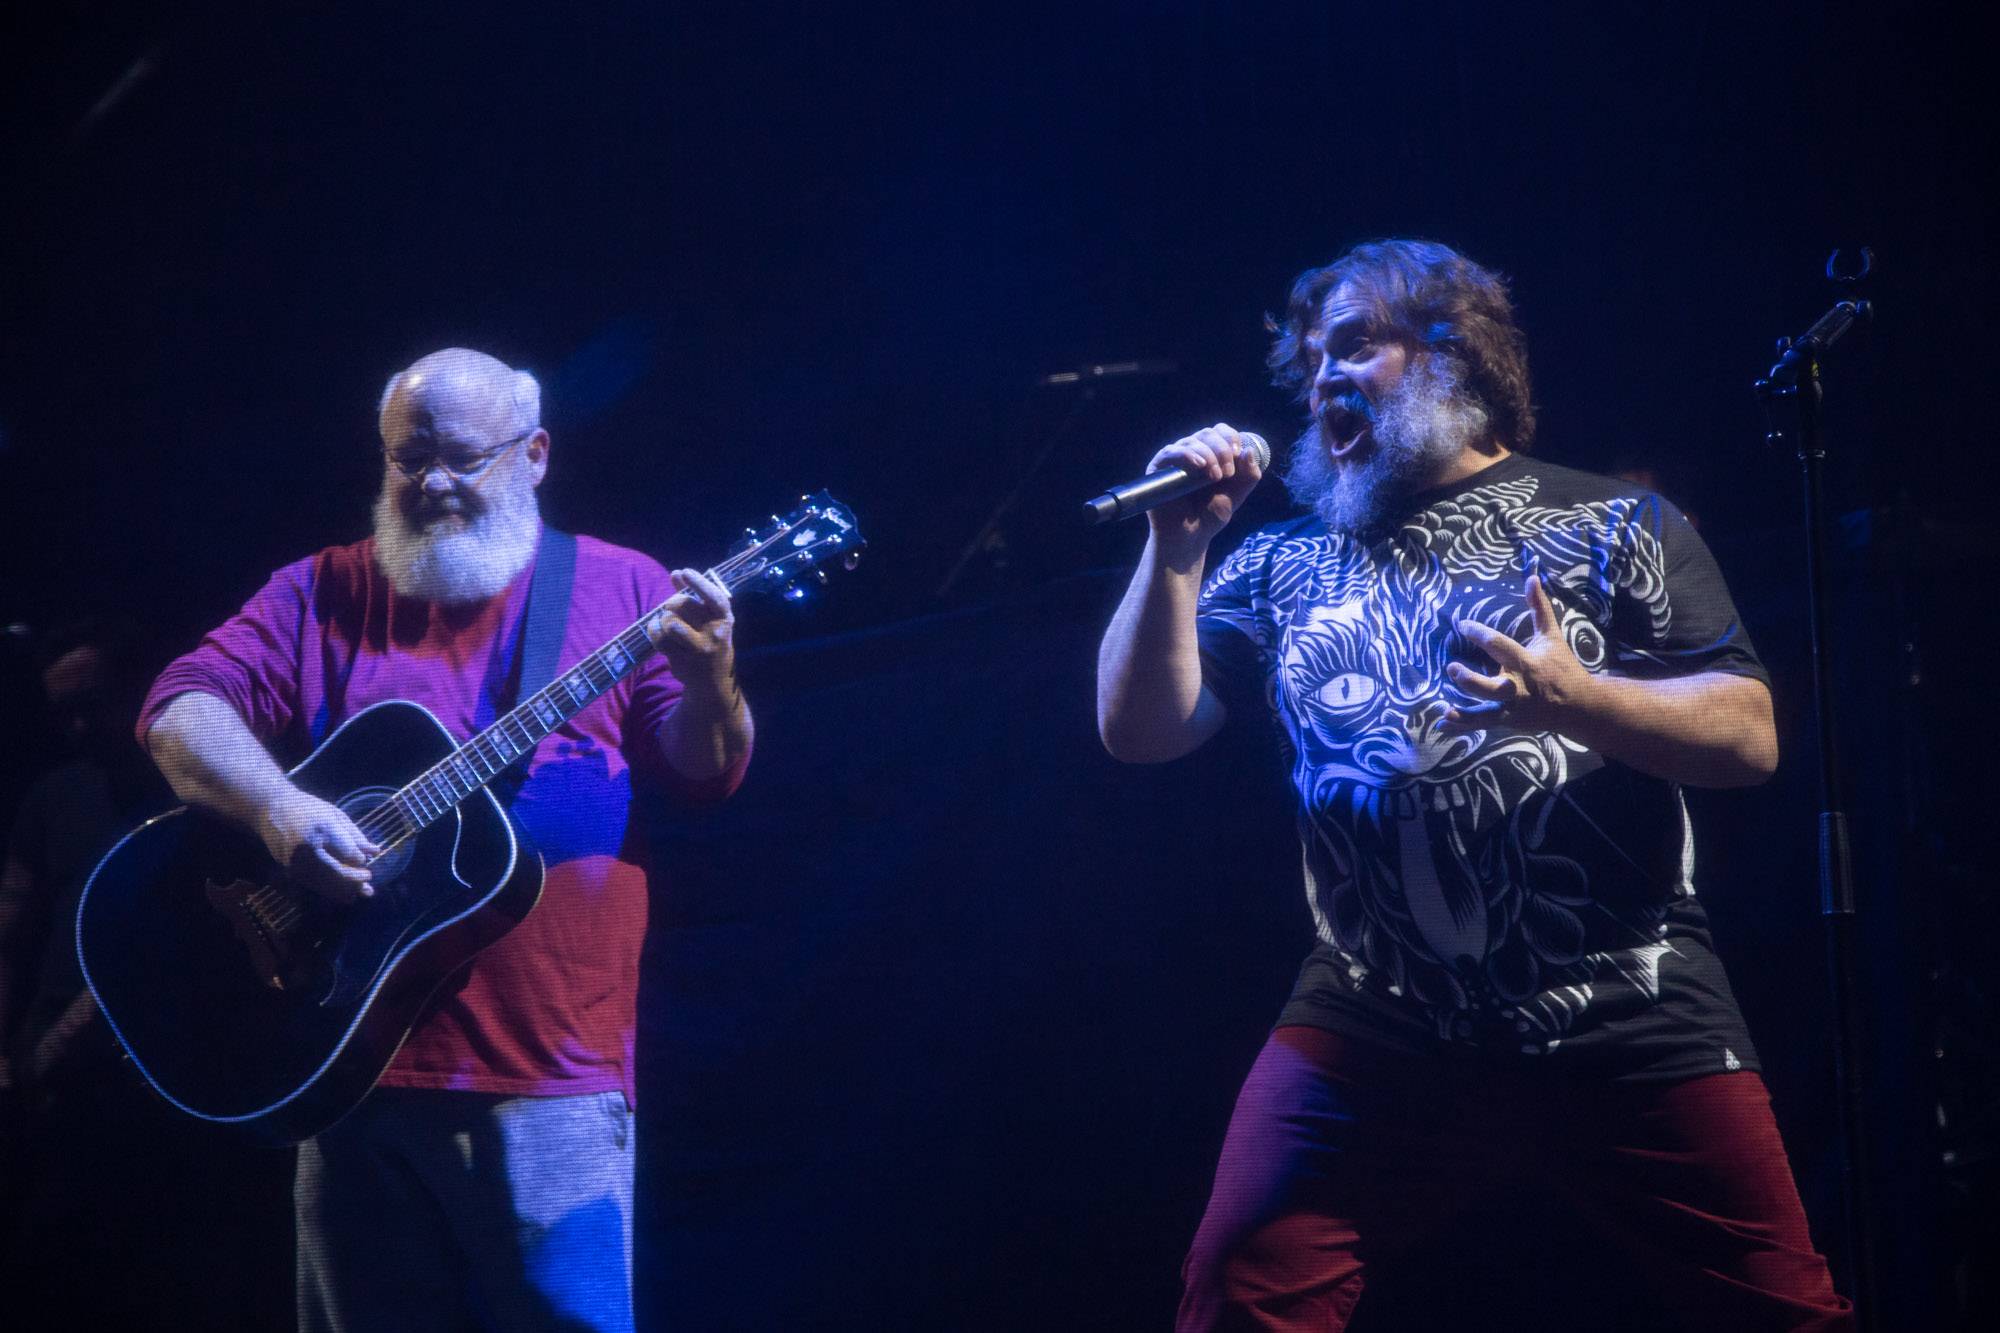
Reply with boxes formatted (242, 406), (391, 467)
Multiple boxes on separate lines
(1177, 1026), (1853, 1332)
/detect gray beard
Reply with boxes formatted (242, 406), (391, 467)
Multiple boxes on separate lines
(1282, 356), (1492, 537)
(371, 479), (541, 605)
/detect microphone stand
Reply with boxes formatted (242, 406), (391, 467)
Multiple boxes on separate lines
(936, 387), (1096, 600)
(1754, 293), (1878, 1330)
(937, 359), (1180, 598)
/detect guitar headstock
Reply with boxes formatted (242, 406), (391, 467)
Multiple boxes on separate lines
(720, 492), (864, 603)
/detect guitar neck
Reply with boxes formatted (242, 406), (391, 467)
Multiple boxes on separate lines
(375, 564), (756, 846)
(362, 493), (858, 852)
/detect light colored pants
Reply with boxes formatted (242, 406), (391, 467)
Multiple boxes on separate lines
(296, 1088), (635, 1333)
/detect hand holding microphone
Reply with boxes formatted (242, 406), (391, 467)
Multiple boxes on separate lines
(1084, 423), (1268, 552)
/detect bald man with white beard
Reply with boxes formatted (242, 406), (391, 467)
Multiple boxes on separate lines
(139, 348), (752, 1333)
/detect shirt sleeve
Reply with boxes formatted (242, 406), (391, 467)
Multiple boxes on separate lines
(135, 558), (315, 746)
(1613, 495), (1769, 685)
(1194, 530), (1280, 724)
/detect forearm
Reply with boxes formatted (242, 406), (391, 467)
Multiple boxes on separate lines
(144, 691), (296, 826)
(1565, 670), (1778, 788)
(657, 678), (754, 782)
(1097, 535), (1224, 763)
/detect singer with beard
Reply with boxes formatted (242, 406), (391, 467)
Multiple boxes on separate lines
(136, 348), (752, 1333)
(1097, 241), (1850, 1330)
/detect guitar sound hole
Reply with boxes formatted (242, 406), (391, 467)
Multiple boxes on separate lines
(335, 787), (417, 886)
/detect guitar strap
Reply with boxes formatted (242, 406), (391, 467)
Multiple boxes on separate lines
(492, 527), (576, 809)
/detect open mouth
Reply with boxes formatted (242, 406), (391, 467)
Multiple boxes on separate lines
(411, 503), (474, 530)
(1320, 401), (1373, 460)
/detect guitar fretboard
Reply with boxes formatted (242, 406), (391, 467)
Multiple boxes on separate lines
(349, 496), (855, 854)
(355, 574), (757, 852)
(361, 619), (663, 849)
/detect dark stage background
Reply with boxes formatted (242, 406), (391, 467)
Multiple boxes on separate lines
(1, 2), (1990, 1328)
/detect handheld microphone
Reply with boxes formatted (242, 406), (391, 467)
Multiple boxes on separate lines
(1082, 434), (1270, 524)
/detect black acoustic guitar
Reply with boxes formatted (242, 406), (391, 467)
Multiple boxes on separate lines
(76, 495), (861, 1142)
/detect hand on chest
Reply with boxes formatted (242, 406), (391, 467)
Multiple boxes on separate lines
(1274, 547), (1614, 773)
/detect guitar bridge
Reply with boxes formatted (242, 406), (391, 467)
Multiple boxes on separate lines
(205, 878), (311, 992)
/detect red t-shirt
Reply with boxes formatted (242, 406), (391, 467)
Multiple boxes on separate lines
(136, 529), (746, 1106)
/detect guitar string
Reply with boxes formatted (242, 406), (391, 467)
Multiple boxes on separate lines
(347, 545), (762, 848)
(258, 544), (752, 928)
(245, 883), (306, 936)
(340, 537), (779, 853)
(243, 884), (293, 927)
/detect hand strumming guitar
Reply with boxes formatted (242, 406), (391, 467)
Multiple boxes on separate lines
(257, 787), (381, 903)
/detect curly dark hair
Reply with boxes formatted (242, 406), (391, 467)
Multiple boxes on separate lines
(1266, 239), (1536, 450)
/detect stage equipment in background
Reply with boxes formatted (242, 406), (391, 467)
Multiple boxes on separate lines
(74, 496), (863, 1142)
(936, 356), (1178, 599)
(1035, 358), (1178, 387)
(1082, 432), (1270, 524)
(1754, 251), (1879, 1330)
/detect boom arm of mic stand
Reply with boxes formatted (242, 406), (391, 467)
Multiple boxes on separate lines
(1764, 300), (1873, 388)
(936, 388), (1096, 599)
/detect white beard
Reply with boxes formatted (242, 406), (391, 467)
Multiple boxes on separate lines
(1283, 355), (1492, 537)
(371, 476), (541, 605)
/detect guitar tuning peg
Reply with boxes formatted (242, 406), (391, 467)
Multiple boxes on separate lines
(744, 527), (758, 539)
(770, 514), (783, 526)
(812, 570), (828, 585)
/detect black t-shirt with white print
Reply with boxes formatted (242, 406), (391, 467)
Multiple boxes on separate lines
(1197, 452), (1766, 1082)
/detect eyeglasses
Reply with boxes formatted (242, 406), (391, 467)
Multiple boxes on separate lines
(383, 428), (534, 480)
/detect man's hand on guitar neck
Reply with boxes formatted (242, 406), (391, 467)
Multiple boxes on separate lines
(646, 567), (738, 692)
(258, 789), (381, 904)
(647, 567), (755, 783)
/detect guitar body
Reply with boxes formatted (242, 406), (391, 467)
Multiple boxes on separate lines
(76, 700), (544, 1142)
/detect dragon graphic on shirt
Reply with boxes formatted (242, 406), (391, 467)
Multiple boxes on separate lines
(1202, 474), (1694, 1050)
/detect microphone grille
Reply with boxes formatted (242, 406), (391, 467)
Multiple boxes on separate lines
(1241, 433), (1272, 469)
